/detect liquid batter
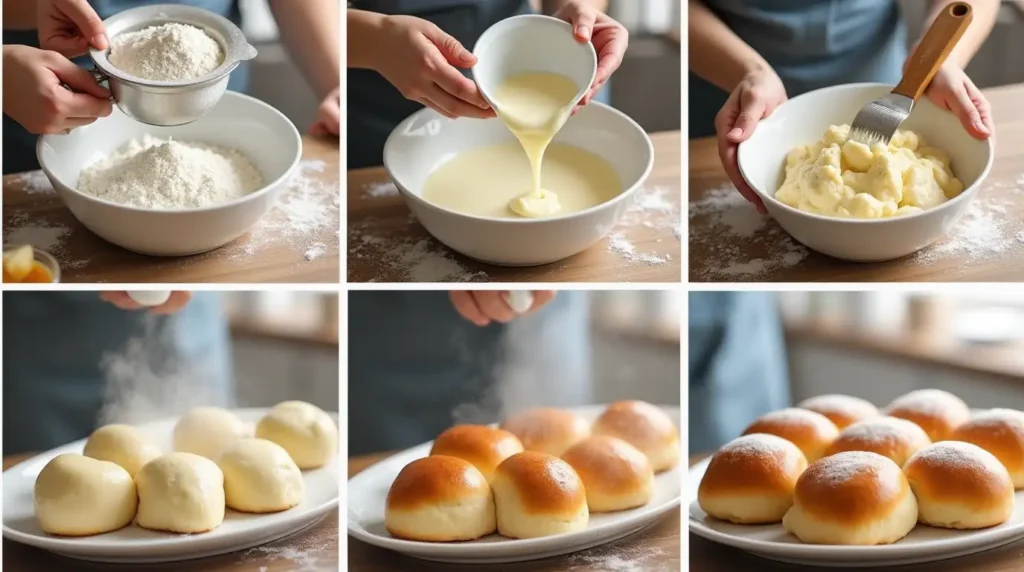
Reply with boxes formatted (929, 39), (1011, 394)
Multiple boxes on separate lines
(422, 142), (620, 219)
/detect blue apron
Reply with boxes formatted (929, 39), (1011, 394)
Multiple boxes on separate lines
(348, 291), (590, 455)
(2, 292), (233, 454)
(688, 292), (789, 453)
(347, 0), (611, 168)
(689, 0), (907, 138)
(2, 0), (247, 174)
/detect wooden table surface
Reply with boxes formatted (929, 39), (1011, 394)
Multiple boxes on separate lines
(348, 131), (681, 283)
(1, 453), (339, 571)
(1, 135), (340, 284)
(347, 452), (681, 571)
(689, 83), (1024, 282)
(689, 454), (1024, 571)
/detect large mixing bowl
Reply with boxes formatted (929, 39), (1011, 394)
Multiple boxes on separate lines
(37, 91), (301, 256)
(383, 101), (654, 266)
(737, 82), (994, 262)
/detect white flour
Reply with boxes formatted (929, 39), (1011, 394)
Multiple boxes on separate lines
(78, 135), (263, 209)
(363, 180), (398, 198)
(348, 223), (490, 282)
(2, 210), (91, 270)
(9, 170), (54, 195)
(910, 190), (1023, 266)
(604, 185), (680, 266)
(109, 23), (223, 81)
(565, 544), (669, 571)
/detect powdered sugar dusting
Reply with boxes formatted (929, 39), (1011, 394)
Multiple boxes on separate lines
(962, 408), (1024, 429)
(718, 433), (798, 456)
(752, 408), (834, 429)
(885, 389), (968, 416)
(807, 451), (898, 488)
(798, 395), (879, 418)
(837, 417), (929, 443)
(908, 441), (1008, 476)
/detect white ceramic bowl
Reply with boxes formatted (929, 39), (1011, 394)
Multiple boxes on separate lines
(383, 103), (653, 266)
(737, 83), (994, 262)
(37, 91), (301, 256)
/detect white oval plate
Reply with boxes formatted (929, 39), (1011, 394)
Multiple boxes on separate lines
(2, 408), (339, 564)
(687, 457), (1024, 568)
(347, 404), (681, 564)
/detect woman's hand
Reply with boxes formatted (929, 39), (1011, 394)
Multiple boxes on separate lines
(2, 45), (111, 134)
(449, 291), (556, 326)
(370, 15), (494, 120)
(100, 291), (193, 315)
(310, 86), (340, 136)
(923, 64), (993, 140)
(37, 0), (108, 57)
(552, 1), (629, 112)
(715, 68), (787, 214)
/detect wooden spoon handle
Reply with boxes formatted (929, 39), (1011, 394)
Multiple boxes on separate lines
(894, 2), (973, 101)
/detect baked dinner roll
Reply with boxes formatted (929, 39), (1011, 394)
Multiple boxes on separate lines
(797, 394), (880, 430)
(884, 389), (970, 442)
(385, 455), (495, 541)
(499, 407), (590, 457)
(491, 451), (589, 538)
(218, 438), (304, 513)
(429, 424), (524, 482)
(783, 451), (918, 545)
(698, 434), (807, 524)
(903, 441), (1015, 529)
(34, 454), (137, 536)
(136, 453), (225, 533)
(173, 407), (247, 461)
(83, 423), (161, 478)
(561, 436), (654, 512)
(591, 401), (680, 472)
(742, 408), (839, 463)
(825, 417), (931, 468)
(256, 401), (338, 469)
(950, 408), (1024, 488)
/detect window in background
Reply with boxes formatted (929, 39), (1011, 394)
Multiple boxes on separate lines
(591, 290), (681, 343)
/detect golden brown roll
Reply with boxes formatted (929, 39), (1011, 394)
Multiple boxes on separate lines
(950, 408), (1024, 489)
(385, 456), (495, 541)
(797, 394), (880, 430)
(903, 441), (1015, 529)
(825, 416), (931, 468)
(499, 408), (590, 457)
(741, 408), (839, 463)
(561, 436), (654, 513)
(697, 434), (808, 524)
(429, 425), (524, 482)
(883, 389), (970, 442)
(590, 401), (680, 472)
(782, 451), (918, 545)
(491, 451), (588, 538)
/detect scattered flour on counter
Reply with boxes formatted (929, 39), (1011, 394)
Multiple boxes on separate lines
(910, 195), (1022, 265)
(2, 211), (91, 270)
(304, 243), (326, 261)
(238, 522), (334, 572)
(565, 544), (668, 572)
(364, 180), (398, 197)
(604, 185), (680, 266)
(9, 170), (53, 194)
(109, 23), (223, 81)
(349, 223), (490, 282)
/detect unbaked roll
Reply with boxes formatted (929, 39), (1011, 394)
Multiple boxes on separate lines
(950, 408), (1024, 489)
(135, 453), (225, 534)
(698, 434), (807, 524)
(499, 407), (590, 457)
(883, 389), (970, 442)
(903, 441), (1015, 529)
(82, 423), (161, 478)
(173, 407), (247, 461)
(429, 424), (524, 482)
(561, 435), (654, 512)
(218, 438), (304, 513)
(255, 401), (338, 469)
(491, 451), (588, 538)
(385, 455), (495, 541)
(34, 454), (137, 536)
(742, 408), (839, 463)
(783, 451), (918, 545)
(591, 401), (680, 472)
(824, 416), (931, 468)
(797, 394), (879, 430)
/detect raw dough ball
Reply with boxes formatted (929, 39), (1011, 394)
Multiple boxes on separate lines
(218, 438), (304, 513)
(255, 401), (338, 469)
(135, 453), (225, 533)
(83, 424), (161, 478)
(127, 290), (171, 306)
(34, 454), (137, 536)
(173, 406), (247, 461)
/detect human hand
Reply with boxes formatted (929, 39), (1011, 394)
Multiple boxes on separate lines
(37, 0), (108, 58)
(2, 45), (112, 134)
(99, 291), (193, 315)
(449, 291), (556, 326)
(922, 64), (993, 140)
(309, 86), (340, 136)
(370, 15), (493, 119)
(715, 68), (787, 215)
(552, 1), (629, 113)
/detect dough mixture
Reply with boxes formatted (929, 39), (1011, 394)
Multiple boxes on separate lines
(775, 125), (964, 218)
(109, 23), (223, 82)
(78, 135), (263, 209)
(422, 142), (620, 219)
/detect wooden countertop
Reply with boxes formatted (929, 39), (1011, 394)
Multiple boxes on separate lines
(689, 83), (1024, 282)
(689, 454), (1024, 571)
(347, 131), (681, 283)
(1, 136), (339, 284)
(1, 453), (338, 571)
(348, 452), (681, 571)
